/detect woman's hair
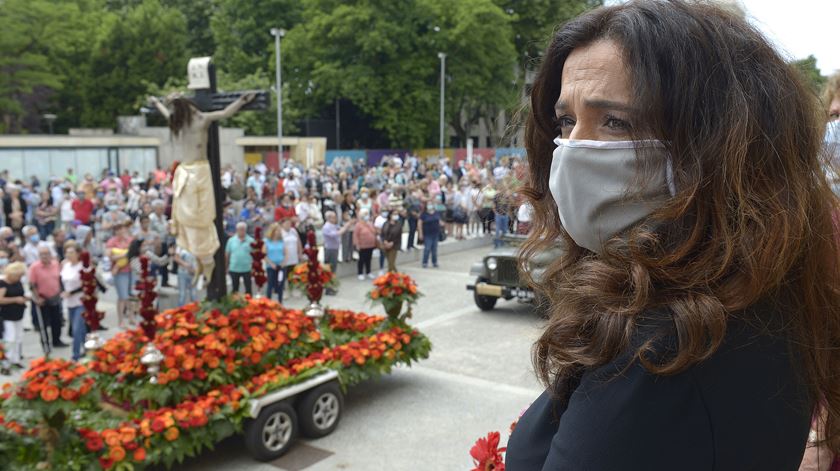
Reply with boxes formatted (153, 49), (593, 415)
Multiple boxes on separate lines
(168, 97), (197, 137)
(4, 261), (26, 278)
(522, 0), (840, 449)
(824, 72), (840, 115)
(266, 223), (281, 240)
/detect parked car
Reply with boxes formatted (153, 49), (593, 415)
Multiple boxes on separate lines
(466, 235), (561, 312)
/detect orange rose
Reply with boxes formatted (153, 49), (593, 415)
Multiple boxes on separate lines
(133, 447), (146, 462)
(164, 427), (180, 441)
(109, 445), (126, 462)
(60, 388), (78, 401)
(39, 385), (59, 402)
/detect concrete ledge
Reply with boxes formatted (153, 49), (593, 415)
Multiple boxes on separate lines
(333, 236), (492, 279)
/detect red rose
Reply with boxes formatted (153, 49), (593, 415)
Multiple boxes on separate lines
(85, 436), (104, 452)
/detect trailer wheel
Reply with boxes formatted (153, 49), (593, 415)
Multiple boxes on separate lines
(244, 402), (298, 461)
(297, 381), (343, 438)
(474, 278), (498, 311)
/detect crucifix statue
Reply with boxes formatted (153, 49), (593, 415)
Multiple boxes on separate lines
(146, 57), (268, 300)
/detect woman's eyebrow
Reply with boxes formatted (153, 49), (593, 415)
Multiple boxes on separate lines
(555, 98), (637, 113)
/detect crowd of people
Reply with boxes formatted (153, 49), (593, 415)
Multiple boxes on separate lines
(0, 153), (530, 371)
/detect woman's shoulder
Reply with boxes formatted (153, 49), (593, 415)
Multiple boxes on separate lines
(532, 303), (811, 470)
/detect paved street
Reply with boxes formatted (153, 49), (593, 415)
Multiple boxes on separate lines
(2, 242), (546, 470)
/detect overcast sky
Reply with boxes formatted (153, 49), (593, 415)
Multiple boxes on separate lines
(603, 0), (839, 75)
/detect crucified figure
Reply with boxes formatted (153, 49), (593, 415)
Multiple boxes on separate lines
(149, 92), (255, 288)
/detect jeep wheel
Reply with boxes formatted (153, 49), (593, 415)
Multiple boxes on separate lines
(474, 277), (498, 311)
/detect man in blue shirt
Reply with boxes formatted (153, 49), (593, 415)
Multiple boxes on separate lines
(225, 222), (254, 295)
(419, 205), (441, 268)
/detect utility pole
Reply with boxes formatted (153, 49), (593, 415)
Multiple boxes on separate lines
(438, 52), (447, 159)
(335, 99), (340, 150)
(271, 28), (286, 161)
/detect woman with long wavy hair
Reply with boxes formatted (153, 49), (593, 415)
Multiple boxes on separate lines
(504, 1), (840, 469)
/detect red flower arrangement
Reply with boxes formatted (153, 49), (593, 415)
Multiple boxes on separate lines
(89, 298), (321, 405)
(251, 226), (267, 293)
(367, 272), (422, 319)
(289, 263), (337, 294)
(76, 383), (245, 469)
(135, 256), (158, 341)
(470, 431), (506, 471)
(13, 358), (95, 404)
(326, 309), (385, 333)
(80, 251), (104, 331)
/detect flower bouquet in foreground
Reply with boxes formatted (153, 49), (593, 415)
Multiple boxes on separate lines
(367, 272), (422, 320)
(470, 412), (526, 471)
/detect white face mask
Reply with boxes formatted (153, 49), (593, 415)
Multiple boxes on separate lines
(548, 138), (673, 254)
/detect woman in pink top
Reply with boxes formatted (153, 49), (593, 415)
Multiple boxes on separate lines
(352, 209), (377, 280)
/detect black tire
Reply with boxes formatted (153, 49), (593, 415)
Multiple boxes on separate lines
(297, 382), (343, 438)
(244, 401), (298, 461)
(474, 277), (498, 311)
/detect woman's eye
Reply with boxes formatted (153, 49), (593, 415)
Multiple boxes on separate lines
(604, 115), (631, 131)
(554, 116), (575, 134)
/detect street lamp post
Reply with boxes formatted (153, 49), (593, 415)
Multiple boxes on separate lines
(438, 52), (446, 159)
(42, 113), (56, 134)
(270, 28), (286, 162)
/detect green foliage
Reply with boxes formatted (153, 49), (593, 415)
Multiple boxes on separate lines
(5, 0), (601, 147)
(0, 0), (80, 132)
(80, 0), (189, 127)
(792, 55), (827, 95)
(210, 0), (304, 78)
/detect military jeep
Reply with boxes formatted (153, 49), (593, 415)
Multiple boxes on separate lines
(466, 235), (561, 311)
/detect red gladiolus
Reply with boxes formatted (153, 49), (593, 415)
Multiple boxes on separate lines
(136, 256), (158, 341)
(470, 431), (506, 471)
(80, 250), (104, 330)
(251, 227), (267, 291)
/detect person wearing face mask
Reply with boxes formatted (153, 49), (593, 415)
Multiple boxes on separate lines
(29, 245), (66, 351)
(0, 262), (28, 373)
(505, 2), (840, 470)
(21, 226), (43, 265)
(380, 210), (403, 273)
(60, 243), (86, 360)
(273, 193), (297, 225)
(352, 209), (377, 280)
(418, 202), (441, 268)
(404, 187), (422, 250)
(356, 188), (373, 216)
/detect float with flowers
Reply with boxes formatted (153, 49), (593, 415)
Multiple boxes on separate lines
(0, 229), (431, 470)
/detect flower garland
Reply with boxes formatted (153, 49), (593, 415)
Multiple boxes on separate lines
(251, 226), (267, 293)
(367, 272), (422, 319)
(80, 251), (104, 331)
(304, 229), (324, 302)
(326, 309), (385, 333)
(135, 256), (158, 341)
(11, 358), (95, 404)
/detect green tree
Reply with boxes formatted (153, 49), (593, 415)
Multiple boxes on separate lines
(162, 0), (219, 57)
(0, 0), (83, 133)
(210, 0), (303, 78)
(792, 55), (826, 95)
(423, 0), (518, 147)
(79, 0), (189, 127)
(283, 0), (522, 148)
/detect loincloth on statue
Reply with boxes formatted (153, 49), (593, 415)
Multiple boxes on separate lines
(172, 160), (219, 259)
